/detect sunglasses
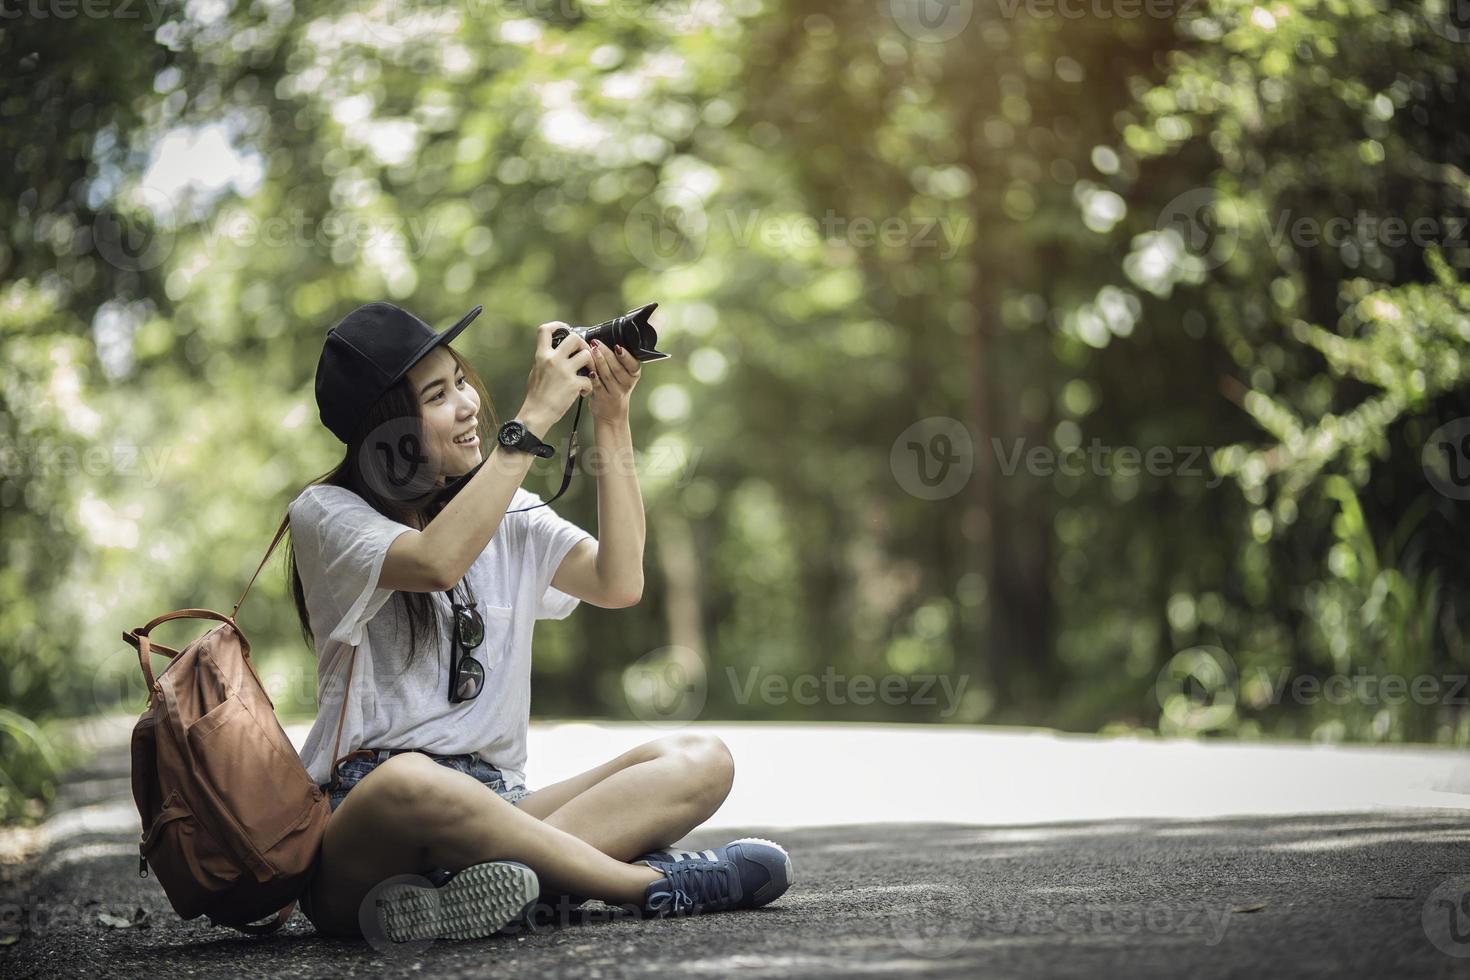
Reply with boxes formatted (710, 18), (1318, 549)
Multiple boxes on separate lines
(448, 597), (486, 703)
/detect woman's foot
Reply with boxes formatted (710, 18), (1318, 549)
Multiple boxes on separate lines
(639, 838), (792, 917)
(369, 860), (539, 943)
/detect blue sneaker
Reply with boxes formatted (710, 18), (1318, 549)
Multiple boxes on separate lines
(640, 838), (792, 917)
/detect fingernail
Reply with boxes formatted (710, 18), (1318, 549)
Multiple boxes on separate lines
(615, 345), (624, 354)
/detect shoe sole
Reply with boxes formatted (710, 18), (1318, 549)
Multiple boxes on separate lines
(374, 860), (539, 943)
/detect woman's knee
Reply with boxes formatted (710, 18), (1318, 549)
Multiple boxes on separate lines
(661, 733), (735, 808)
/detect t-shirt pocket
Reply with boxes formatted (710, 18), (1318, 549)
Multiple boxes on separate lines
(479, 604), (514, 673)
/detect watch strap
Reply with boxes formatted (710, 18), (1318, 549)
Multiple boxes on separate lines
(501, 419), (555, 458)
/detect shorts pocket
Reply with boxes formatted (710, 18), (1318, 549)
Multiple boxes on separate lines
(331, 757), (376, 790)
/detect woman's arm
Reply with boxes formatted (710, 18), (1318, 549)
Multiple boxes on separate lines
(549, 341), (647, 606)
(550, 414), (646, 606)
(386, 321), (593, 592)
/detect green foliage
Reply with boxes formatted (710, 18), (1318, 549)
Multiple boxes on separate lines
(2, 0), (1467, 824)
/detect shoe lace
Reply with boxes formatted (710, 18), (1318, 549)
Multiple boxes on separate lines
(646, 860), (737, 915)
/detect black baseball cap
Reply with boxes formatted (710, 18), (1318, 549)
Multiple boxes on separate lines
(315, 302), (483, 444)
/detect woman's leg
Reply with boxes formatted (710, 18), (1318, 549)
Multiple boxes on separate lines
(515, 733), (735, 860)
(305, 751), (661, 938)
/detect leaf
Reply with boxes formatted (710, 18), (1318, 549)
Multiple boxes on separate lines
(97, 907), (150, 929)
(1231, 903), (1267, 914)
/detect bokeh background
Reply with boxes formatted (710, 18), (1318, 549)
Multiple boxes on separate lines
(3, 0), (1468, 824)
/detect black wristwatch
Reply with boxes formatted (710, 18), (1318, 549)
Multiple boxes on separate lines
(497, 419), (556, 458)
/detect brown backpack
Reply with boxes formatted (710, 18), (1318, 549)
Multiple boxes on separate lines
(123, 515), (359, 936)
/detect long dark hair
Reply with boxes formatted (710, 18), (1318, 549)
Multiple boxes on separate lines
(285, 344), (499, 675)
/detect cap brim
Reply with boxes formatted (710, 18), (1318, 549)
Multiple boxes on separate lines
(394, 305), (484, 384)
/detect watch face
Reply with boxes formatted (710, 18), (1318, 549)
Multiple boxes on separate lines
(499, 421), (524, 446)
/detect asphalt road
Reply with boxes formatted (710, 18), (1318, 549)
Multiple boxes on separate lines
(3, 722), (1469, 979)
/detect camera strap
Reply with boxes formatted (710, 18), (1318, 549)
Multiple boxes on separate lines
(427, 395), (585, 517)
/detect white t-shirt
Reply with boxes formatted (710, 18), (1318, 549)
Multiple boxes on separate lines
(287, 482), (594, 788)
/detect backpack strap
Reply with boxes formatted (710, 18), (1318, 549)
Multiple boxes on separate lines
(325, 644), (359, 790)
(249, 508), (358, 785)
(228, 900), (298, 936)
(232, 514), (292, 620)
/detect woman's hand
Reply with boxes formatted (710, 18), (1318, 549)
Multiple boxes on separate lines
(521, 322), (594, 435)
(588, 339), (641, 424)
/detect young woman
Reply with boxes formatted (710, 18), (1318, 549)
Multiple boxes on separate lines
(285, 302), (791, 943)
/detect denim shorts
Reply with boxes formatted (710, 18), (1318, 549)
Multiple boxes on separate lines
(319, 747), (533, 813)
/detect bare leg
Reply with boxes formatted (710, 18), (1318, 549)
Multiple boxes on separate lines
(305, 752), (661, 938)
(522, 733), (735, 860)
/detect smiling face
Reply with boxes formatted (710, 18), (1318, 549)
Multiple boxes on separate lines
(405, 344), (482, 485)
